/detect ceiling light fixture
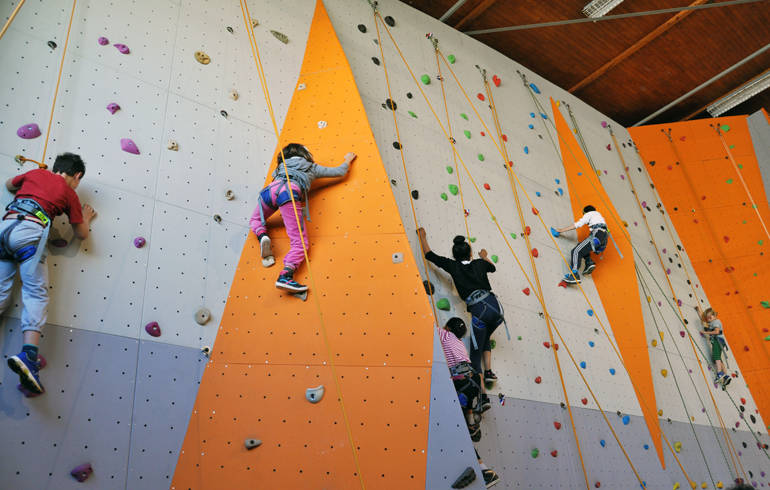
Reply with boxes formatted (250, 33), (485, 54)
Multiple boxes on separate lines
(582, 0), (624, 18)
(707, 69), (770, 117)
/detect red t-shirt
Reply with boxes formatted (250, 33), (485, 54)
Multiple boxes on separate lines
(11, 169), (83, 224)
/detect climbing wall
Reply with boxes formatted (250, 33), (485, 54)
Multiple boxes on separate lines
(2, 0), (769, 488)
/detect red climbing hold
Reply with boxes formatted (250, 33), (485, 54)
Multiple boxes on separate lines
(523, 287), (531, 296)
(558, 280), (567, 288)
(535, 376), (542, 384)
(145, 321), (161, 337)
(525, 226), (531, 236)
(741, 397), (746, 404)
(581, 398), (588, 405)
(680, 136), (686, 141)
(480, 131), (485, 136)
(723, 236), (730, 243)
(554, 343), (559, 351)
(532, 207), (539, 215)
(595, 482), (601, 488)
(477, 93), (485, 101)
(508, 161), (513, 167)
(606, 144), (611, 151)
(554, 421), (562, 430)
(501, 134), (508, 142)
(543, 341), (550, 348)
(744, 346), (750, 352)
(531, 248), (539, 258)
(484, 183), (491, 190)
(492, 75), (501, 87)
(550, 450), (558, 457)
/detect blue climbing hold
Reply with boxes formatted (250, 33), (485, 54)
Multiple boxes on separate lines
(587, 309), (594, 316)
(555, 179), (560, 184)
(535, 191), (541, 197)
(643, 444), (649, 450)
(550, 227), (560, 237)
(524, 146), (529, 154)
(600, 439), (606, 447)
(588, 341), (595, 347)
(540, 112), (548, 119)
(557, 187), (564, 196)
(580, 361), (587, 369)
(528, 124), (534, 129)
(609, 368), (616, 375)
(530, 112), (535, 118)
(622, 415), (630, 425)
(577, 172), (582, 176)
(529, 83), (541, 94)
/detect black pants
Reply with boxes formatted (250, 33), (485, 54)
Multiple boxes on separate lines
(453, 373), (481, 409)
(468, 293), (504, 373)
(569, 230), (607, 273)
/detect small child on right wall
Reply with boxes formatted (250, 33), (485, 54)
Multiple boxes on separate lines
(696, 305), (731, 388)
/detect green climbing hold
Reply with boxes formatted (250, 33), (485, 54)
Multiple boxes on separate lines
(759, 240), (764, 245)
(408, 110), (417, 118)
(440, 193), (448, 201)
(421, 74), (431, 85)
(447, 54), (456, 64)
(765, 336), (770, 341)
(726, 179), (734, 184)
(510, 233), (517, 239)
(463, 130), (471, 139)
(436, 298), (450, 311)
(460, 113), (468, 121)
(517, 336), (522, 341)
(477, 154), (485, 161)
(720, 124), (731, 132)
(449, 184), (458, 195)
(469, 237), (476, 243)
(729, 144), (735, 149)
(446, 166), (453, 174)
(489, 339), (496, 349)
(491, 255), (498, 263)
(738, 164), (743, 169)
(761, 301), (770, 309)
(531, 448), (539, 458)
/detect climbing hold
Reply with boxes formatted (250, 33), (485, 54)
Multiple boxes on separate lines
(46, 40), (57, 49)
(50, 238), (68, 248)
(297, 83), (306, 91)
(411, 190), (419, 199)
(317, 120), (327, 129)
(588, 341), (595, 347)
(392, 252), (404, 264)
(581, 398), (588, 405)
(245, 438), (262, 450)
(133, 237), (146, 248)
(622, 415), (630, 425)
(106, 102), (120, 114)
(674, 441), (682, 452)
(477, 154), (484, 161)
(595, 483), (601, 488)
(392, 141), (401, 150)
(528, 124), (534, 129)
(445, 166), (453, 174)
(463, 130), (471, 139)
(270, 30), (289, 43)
(144, 321), (161, 337)
(531, 448), (539, 458)
(550, 450), (558, 457)
(384, 15), (396, 27)
(420, 74), (431, 85)
(224, 189), (235, 201)
(726, 179), (733, 184)
(510, 233), (517, 239)
(201, 346), (211, 357)
(491, 75), (501, 87)
(469, 237), (476, 243)
(532, 207), (539, 215)
(357, 24), (367, 33)
(16, 123), (41, 139)
(447, 54), (456, 64)
(580, 361), (587, 369)
(606, 144), (611, 151)
(720, 124), (730, 132)
(673, 484), (680, 490)
(535, 191), (541, 197)
(522, 288), (530, 296)
(476, 93), (485, 101)
(97, 36), (109, 46)
(609, 369), (616, 375)
(436, 298), (450, 311)
(716, 483), (723, 489)
(440, 193), (448, 201)
(384, 98), (397, 110)
(459, 113), (469, 121)
(407, 110), (416, 118)
(490, 340), (496, 349)
(448, 184), (458, 195)
(524, 146), (529, 154)
(483, 183), (490, 190)
(587, 309), (593, 316)
(213, 214), (222, 223)
(114, 43), (130, 54)
(120, 138), (140, 155)
(540, 113), (548, 119)
(600, 439), (606, 447)
(557, 187), (563, 195)
(661, 369), (668, 377)
(423, 280), (435, 295)
(70, 463), (93, 482)
(553, 421), (561, 430)
(194, 307), (211, 325)
(167, 140), (179, 151)
(531, 248), (538, 258)
(491, 255), (498, 263)
(534, 376), (542, 384)
(230, 90), (239, 100)
(226, 26), (234, 34)
(251, 18), (259, 28)
(524, 226), (531, 236)
(760, 300), (769, 309)
(651, 339), (657, 346)
(550, 227), (560, 237)
(220, 110), (229, 118)
(305, 385), (324, 403)
(450, 467), (476, 488)
(543, 341), (550, 349)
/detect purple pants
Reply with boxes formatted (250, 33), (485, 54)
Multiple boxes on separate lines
(250, 181), (308, 270)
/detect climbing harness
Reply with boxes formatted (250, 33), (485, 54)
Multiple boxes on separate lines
(450, 361), (483, 413)
(464, 289), (510, 350)
(256, 180), (307, 229)
(0, 198), (50, 263)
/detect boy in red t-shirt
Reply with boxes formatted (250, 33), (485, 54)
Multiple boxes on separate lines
(2, 153), (96, 394)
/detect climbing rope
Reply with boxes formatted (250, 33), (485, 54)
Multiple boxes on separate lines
(0, 0), (26, 41)
(374, 16), (653, 488)
(238, 2), (366, 487)
(714, 123), (770, 241)
(40, 0), (77, 166)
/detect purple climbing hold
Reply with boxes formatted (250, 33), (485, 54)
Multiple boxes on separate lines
(71, 463), (93, 482)
(114, 43), (130, 54)
(107, 102), (120, 114)
(98, 36), (109, 46)
(120, 138), (139, 154)
(640, 201), (647, 207)
(17, 123), (41, 139)
(677, 299), (682, 306)
(133, 237), (146, 248)
(50, 238), (68, 248)
(601, 121), (608, 128)
(144, 321), (161, 337)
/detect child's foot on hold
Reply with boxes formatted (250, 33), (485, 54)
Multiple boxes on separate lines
(276, 269), (308, 292)
(258, 233), (272, 258)
(482, 469), (500, 488)
(484, 369), (497, 381)
(468, 422), (481, 442)
(721, 375), (731, 388)
(8, 351), (44, 394)
(480, 393), (491, 412)
(563, 272), (581, 284)
(583, 262), (596, 275)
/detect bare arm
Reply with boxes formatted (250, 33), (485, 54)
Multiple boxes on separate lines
(417, 227), (431, 255)
(72, 204), (97, 240)
(5, 178), (19, 193)
(555, 224), (576, 234)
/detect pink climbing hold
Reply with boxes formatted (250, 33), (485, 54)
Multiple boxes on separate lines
(114, 43), (130, 54)
(641, 201), (647, 207)
(492, 75), (501, 87)
(17, 123), (41, 139)
(98, 36), (109, 45)
(606, 144), (611, 151)
(107, 102), (120, 114)
(70, 463), (93, 482)
(133, 237), (146, 248)
(601, 121), (608, 128)
(144, 321), (161, 337)
(120, 138), (139, 154)
(679, 331), (685, 338)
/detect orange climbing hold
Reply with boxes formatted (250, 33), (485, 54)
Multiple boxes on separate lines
(532, 207), (539, 215)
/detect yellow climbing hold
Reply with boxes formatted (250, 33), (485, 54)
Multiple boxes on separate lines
(651, 339), (657, 347)
(717, 481), (724, 488)
(673, 483), (680, 490)
(658, 409), (663, 416)
(701, 482), (708, 488)
(660, 332), (664, 341)
(673, 441), (682, 452)
(661, 369), (668, 377)
(194, 51), (211, 64)
(647, 296), (652, 303)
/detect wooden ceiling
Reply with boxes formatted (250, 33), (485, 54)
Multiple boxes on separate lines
(402, 0), (770, 126)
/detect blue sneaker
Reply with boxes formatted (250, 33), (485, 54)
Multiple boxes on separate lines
(563, 272), (581, 284)
(8, 351), (44, 394)
(276, 274), (308, 293)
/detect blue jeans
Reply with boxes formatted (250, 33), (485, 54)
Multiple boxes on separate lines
(0, 220), (48, 333)
(467, 293), (504, 373)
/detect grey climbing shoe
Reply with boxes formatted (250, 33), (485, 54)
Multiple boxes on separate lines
(451, 467), (477, 489)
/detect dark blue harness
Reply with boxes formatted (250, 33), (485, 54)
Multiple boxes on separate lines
(1, 198), (50, 262)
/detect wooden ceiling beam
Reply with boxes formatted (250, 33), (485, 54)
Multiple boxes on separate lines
(569, 0), (708, 93)
(453, 0), (497, 31)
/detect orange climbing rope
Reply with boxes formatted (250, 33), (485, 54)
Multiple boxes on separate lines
(238, 2), (366, 487)
(0, 0), (26, 41)
(40, 0), (77, 166)
(608, 128), (746, 482)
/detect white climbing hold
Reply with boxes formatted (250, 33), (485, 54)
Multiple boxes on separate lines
(392, 252), (403, 264)
(229, 89), (239, 101)
(317, 120), (327, 129)
(194, 307), (211, 325)
(306, 385), (324, 403)
(167, 140), (179, 151)
(297, 83), (306, 91)
(201, 346), (211, 357)
(244, 438), (262, 450)
(224, 189), (235, 200)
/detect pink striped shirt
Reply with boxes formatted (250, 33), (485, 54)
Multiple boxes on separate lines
(438, 328), (470, 368)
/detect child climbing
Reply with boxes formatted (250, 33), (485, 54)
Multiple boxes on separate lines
(2, 153), (96, 395)
(250, 143), (355, 293)
(417, 228), (508, 410)
(696, 305), (731, 388)
(439, 317), (500, 488)
(553, 205), (608, 284)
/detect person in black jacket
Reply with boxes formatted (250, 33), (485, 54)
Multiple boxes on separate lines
(417, 228), (507, 411)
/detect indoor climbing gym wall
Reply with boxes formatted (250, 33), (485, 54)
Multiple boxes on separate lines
(1, 0), (769, 489)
